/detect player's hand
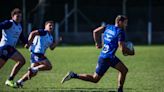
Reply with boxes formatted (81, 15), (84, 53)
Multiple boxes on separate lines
(95, 43), (102, 49)
(54, 37), (62, 45)
(24, 43), (30, 49)
(123, 48), (135, 56)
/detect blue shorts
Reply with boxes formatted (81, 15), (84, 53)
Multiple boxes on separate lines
(30, 53), (47, 63)
(0, 45), (17, 61)
(95, 56), (121, 76)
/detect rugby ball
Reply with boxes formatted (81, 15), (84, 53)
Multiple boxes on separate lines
(125, 41), (134, 51)
(123, 41), (134, 56)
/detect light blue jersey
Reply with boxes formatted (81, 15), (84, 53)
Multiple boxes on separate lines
(100, 25), (125, 59)
(0, 20), (22, 47)
(30, 29), (54, 54)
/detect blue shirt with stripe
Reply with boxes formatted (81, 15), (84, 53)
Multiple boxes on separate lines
(0, 20), (27, 47)
(30, 29), (54, 54)
(100, 25), (125, 59)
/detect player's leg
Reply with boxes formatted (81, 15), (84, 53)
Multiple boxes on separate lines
(5, 47), (25, 87)
(16, 63), (39, 88)
(31, 59), (52, 71)
(61, 71), (102, 84)
(112, 57), (128, 92)
(61, 57), (110, 84)
(29, 53), (52, 72)
(0, 58), (7, 69)
(16, 60), (52, 87)
(77, 73), (102, 83)
(8, 51), (26, 81)
(0, 46), (11, 69)
(23, 59), (52, 80)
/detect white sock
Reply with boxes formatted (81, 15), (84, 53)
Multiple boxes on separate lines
(17, 80), (23, 84)
(31, 67), (38, 73)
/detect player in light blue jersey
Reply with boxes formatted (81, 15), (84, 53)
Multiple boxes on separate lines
(61, 15), (134, 92)
(0, 8), (27, 87)
(16, 21), (59, 87)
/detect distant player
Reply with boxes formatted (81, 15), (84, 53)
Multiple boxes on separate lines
(0, 8), (27, 87)
(16, 21), (59, 87)
(61, 15), (135, 92)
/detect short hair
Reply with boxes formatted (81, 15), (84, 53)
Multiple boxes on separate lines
(11, 8), (22, 17)
(45, 20), (54, 26)
(115, 15), (127, 23)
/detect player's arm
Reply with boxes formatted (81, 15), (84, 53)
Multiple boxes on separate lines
(49, 41), (58, 50)
(20, 32), (28, 45)
(93, 26), (105, 49)
(118, 31), (134, 56)
(118, 41), (135, 55)
(0, 20), (12, 30)
(24, 30), (40, 48)
(49, 37), (62, 50)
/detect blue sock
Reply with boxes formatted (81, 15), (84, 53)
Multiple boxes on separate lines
(72, 73), (79, 78)
(118, 86), (123, 92)
(8, 76), (14, 80)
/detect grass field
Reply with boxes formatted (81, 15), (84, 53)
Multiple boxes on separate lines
(0, 45), (164, 92)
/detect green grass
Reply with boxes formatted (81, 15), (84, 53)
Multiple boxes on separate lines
(0, 46), (164, 92)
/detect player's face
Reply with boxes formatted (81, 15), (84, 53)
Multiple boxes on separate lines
(45, 23), (54, 33)
(119, 20), (128, 29)
(123, 20), (128, 27)
(12, 13), (22, 23)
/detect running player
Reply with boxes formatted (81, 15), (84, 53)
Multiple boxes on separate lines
(0, 8), (27, 87)
(61, 15), (135, 92)
(16, 20), (59, 87)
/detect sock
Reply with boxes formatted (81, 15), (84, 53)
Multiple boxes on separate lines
(31, 67), (38, 73)
(17, 80), (23, 84)
(118, 86), (123, 92)
(8, 76), (14, 80)
(72, 73), (79, 78)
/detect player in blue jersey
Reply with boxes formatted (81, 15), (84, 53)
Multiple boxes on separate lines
(61, 15), (134, 92)
(15, 21), (59, 87)
(0, 8), (27, 87)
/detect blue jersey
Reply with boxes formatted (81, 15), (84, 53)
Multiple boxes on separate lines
(0, 20), (27, 47)
(99, 25), (125, 59)
(30, 29), (54, 54)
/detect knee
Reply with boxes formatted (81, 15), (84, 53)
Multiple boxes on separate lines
(92, 79), (99, 83)
(47, 65), (52, 70)
(28, 71), (37, 79)
(92, 75), (101, 83)
(123, 67), (128, 75)
(125, 67), (128, 74)
(18, 58), (26, 66)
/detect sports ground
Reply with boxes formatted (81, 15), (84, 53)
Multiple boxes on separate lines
(0, 45), (164, 92)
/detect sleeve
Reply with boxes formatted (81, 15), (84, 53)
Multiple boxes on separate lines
(102, 24), (109, 33)
(118, 30), (125, 42)
(19, 32), (28, 45)
(38, 29), (47, 36)
(0, 20), (13, 30)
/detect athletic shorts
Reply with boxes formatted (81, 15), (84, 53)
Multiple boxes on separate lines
(95, 56), (121, 76)
(30, 53), (47, 63)
(0, 45), (17, 61)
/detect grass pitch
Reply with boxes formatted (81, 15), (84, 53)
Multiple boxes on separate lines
(0, 46), (164, 92)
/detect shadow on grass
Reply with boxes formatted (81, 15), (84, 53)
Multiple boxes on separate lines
(1, 87), (136, 92)
(53, 88), (116, 92)
(33, 87), (135, 92)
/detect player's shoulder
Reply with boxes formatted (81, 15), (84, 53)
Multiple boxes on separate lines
(1, 20), (13, 25)
(38, 29), (44, 32)
(0, 20), (13, 30)
(38, 29), (48, 36)
(104, 24), (115, 32)
(105, 24), (114, 28)
(114, 26), (124, 34)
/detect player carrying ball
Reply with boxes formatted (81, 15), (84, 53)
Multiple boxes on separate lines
(61, 15), (135, 92)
